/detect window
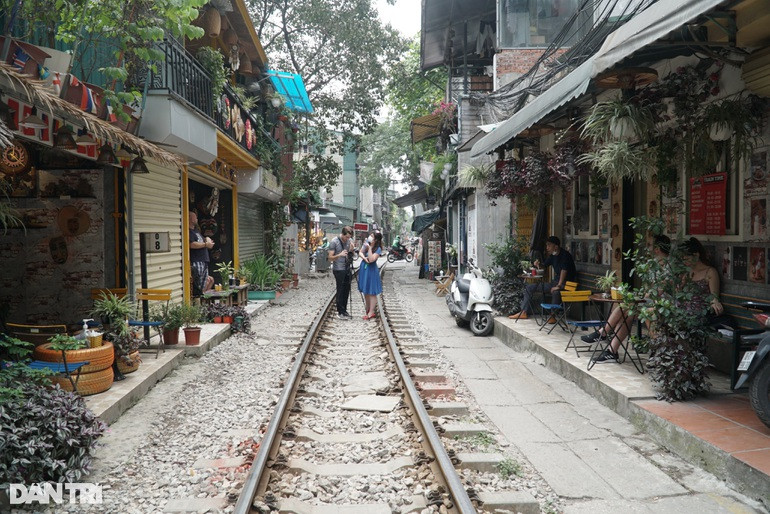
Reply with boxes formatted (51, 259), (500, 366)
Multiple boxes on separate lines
(574, 174), (597, 236)
(498, 0), (585, 48)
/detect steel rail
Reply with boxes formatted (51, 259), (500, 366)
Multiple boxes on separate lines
(233, 287), (337, 514)
(377, 271), (477, 514)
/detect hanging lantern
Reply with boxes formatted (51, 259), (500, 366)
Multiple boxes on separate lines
(238, 55), (252, 75)
(201, 7), (221, 38)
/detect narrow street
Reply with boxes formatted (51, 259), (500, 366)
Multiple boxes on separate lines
(61, 263), (763, 513)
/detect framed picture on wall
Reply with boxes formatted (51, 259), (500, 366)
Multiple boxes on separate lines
(750, 247), (766, 284)
(733, 246), (747, 281)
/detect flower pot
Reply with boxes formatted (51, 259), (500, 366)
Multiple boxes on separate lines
(280, 278), (292, 290)
(223, 316), (234, 324)
(163, 328), (180, 345)
(609, 118), (636, 139)
(248, 290), (276, 300)
(610, 287), (621, 300)
(213, 316), (223, 323)
(183, 327), (202, 346)
(117, 350), (141, 374)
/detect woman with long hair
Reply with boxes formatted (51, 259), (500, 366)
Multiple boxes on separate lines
(359, 232), (383, 319)
(683, 237), (731, 327)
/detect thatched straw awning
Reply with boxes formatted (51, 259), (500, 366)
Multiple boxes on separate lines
(0, 63), (184, 169)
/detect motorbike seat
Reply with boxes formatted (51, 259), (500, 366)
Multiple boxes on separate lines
(456, 277), (471, 293)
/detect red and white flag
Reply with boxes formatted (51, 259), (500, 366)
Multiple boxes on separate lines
(52, 72), (61, 95)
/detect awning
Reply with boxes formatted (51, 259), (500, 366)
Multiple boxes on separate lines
(470, 0), (724, 158)
(457, 123), (498, 153)
(393, 187), (428, 208)
(411, 209), (442, 234)
(410, 113), (442, 144)
(266, 70), (313, 113)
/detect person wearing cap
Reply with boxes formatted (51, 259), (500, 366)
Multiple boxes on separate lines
(509, 235), (576, 321)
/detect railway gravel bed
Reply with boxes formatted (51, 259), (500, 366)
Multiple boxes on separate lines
(42, 267), (561, 513)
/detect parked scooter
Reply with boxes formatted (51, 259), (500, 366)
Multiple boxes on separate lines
(387, 246), (413, 263)
(734, 301), (770, 429)
(445, 258), (494, 336)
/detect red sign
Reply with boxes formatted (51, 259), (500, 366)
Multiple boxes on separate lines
(689, 172), (727, 235)
(353, 222), (369, 232)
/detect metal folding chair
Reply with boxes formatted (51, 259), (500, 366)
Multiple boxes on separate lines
(538, 281), (579, 334)
(128, 288), (172, 358)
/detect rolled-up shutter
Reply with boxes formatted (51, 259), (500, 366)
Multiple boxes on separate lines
(238, 194), (265, 262)
(131, 160), (184, 303)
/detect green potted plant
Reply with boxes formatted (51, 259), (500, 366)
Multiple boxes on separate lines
(595, 270), (618, 298)
(151, 302), (184, 345)
(91, 292), (134, 332)
(179, 303), (203, 345)
(111, 325), (143, 375)
(242, 255), (280, 300)
(215, 260), (235, 290)
(196, 46), (228, 107)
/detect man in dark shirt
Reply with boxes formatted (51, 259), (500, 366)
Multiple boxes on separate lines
(189, 211), (214, 295)
(509, 235), (576, 320)
(328, 226), (354, 320)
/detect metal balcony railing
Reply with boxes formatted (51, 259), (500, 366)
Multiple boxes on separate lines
(141, 38), (214, 120)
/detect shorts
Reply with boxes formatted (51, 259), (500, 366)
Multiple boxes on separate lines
(191, 261), (208, 294)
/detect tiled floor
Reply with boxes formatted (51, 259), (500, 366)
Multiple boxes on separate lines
(637, 393), (770, 475)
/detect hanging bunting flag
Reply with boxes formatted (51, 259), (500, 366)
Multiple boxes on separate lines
(11, 47), (29, 72)
(52, 72), (61, 95)
(105, 98), (118, 122)
(81, 85), (99, 114)
(38, 65), (50, 80)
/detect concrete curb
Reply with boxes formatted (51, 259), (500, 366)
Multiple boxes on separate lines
(493, 317), (770, 508)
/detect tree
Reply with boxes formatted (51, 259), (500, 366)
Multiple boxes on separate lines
(248, 0), (405, 140)
(3, 0), (206, 110)
(358, 37), (447, 189)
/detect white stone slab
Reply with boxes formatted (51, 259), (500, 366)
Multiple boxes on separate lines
(341, 394), (401, 412)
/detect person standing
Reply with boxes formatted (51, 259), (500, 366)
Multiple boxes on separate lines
(509, 235), (576, 321)
(359, 232), (383, 319)
(328, 226), (354, 320)
(189, 211), (214, 295)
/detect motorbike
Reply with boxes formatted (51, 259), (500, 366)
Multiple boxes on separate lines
(387, 245), (413, 263)
(445, 258), (494, 336)
(734, 301), (770, 429)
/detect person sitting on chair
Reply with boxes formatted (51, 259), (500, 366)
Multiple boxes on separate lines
(509, 236), (576, 322)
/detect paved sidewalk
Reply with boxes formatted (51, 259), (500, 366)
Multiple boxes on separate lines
(392, 264), (768, 512)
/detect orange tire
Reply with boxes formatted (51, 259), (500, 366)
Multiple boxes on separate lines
(33, 342), (114, 373)
(51, 366), (114, 396)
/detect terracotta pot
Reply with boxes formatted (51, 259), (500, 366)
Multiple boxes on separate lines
(163, 328), (180, 345)
(281, 278), (292, 290)
(183, 327), (202, 346)
(223, 316), (234, 324)
(213, 316), (223, 323)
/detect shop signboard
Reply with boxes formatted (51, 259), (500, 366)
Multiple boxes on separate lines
(689, 172), (726, 235)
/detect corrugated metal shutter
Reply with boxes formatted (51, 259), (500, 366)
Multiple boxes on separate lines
(238, 194), (264, 261)
(131, 161), (184, 303)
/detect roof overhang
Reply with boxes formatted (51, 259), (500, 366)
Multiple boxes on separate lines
(393, 187), (429, 208)
(411, 112), (442, 143)
(420, 0), (497, 71)
(471, 0), (726, 158)
(0, 63), (183, 168)
(216, 130), (260, 170)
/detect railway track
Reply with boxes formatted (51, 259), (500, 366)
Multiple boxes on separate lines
(234, 267), (519, 513)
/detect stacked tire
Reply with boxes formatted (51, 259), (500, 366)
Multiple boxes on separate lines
(33, 342), (114, 395)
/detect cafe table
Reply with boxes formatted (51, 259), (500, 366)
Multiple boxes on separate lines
(587, 293), (646, 373)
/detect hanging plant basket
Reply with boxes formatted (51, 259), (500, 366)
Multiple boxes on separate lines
(708, 123), (732, 142)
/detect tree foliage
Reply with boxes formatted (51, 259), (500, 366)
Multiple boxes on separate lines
(288, 153), (341, 204)
(3, 0), (206, 108)
(249, 0), (405, 140)
(358, 37), (447, 190)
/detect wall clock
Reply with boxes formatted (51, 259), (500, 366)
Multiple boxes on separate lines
(0, 140), (32, 176)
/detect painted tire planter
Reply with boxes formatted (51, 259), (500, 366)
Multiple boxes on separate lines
(116, 351), (141, 374)
(33, 341), (114, 373)
(51, 366), (114, 396)
(248, 291), (276, 300)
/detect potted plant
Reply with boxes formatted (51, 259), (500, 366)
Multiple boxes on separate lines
(215, 260), (235, 290)
(179, 303), (203, 345)
(151, 302), (184, 345)
(196, 46), (228, 107)
(595, 270), (618, 298)
(202, 303), (226, 323)
(222, 305), (234, 324)
(242, 255), (280, 300)
(34, 334), (114, 394)
(112, 326), (143, 375)
(91, 292), (134, 332)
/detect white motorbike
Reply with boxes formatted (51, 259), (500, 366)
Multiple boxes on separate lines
(445, 258), (495, 336)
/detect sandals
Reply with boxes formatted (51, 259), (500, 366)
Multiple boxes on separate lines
(362, 314), (372, 320)
(362, 312), (377, 320)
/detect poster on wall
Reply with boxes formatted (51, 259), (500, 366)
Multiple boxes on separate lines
(733, 246), (747, 281)
(750, 247), (766, 284)
(744, 149), (769, 241)
(600, 209), (609, 237)
(721, 246), (732, 280)
(664, 204), (680, 235)
(689, 172), (727, 235)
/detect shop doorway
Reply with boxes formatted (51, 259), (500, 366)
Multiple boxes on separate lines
(188, 180), (233, 286)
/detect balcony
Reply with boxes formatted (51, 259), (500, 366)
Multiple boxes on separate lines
(214, 82), (270, 162)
